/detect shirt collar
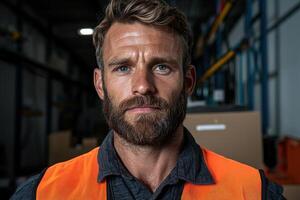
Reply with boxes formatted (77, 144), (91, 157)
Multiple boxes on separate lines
(97, 128), (214, 185)
(97, 130), (132, 182)
(176, 127), (214, 184)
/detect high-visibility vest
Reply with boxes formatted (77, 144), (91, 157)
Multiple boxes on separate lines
(37, 147), (261, 200)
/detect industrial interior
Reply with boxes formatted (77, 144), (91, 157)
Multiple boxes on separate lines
(1, 0), (300, 198)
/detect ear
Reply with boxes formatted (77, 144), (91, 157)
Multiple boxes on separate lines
(184, 65), (196, 95)
(94, 68), (104, 100)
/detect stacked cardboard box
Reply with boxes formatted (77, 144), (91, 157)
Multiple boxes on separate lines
(48, 130), (98, 165)
(184, 111), (264, 169)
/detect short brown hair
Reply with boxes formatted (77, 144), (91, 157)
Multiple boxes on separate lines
(93, 0), (192, 70)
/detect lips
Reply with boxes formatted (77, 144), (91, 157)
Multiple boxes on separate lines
(125, 105), (161, 113)
(118, 95), (167, 114)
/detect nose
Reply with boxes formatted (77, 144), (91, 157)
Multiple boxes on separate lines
(131, 67), (156, 95)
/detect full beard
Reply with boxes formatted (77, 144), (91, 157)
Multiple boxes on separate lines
(102, 87), (187, 147)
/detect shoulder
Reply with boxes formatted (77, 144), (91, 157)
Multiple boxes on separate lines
(202, 148), (259, 176)
(47, 147), (99, 170)
(10, 172), (45, 200)
(201, 148), (261, 195)
(42, 147), (99, 182)
(10, 147), (100, 199)
(37, 147), (100, 196)
(202, 148), (285, 199)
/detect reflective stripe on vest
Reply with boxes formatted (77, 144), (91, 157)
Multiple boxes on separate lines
(37, 147), (261, 200)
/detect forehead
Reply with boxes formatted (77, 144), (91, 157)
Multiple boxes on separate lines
(102, 22), (183, 62)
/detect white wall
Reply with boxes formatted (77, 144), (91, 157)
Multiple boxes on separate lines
(279, 6), (300, 137)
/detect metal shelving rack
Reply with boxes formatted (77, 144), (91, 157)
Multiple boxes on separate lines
(197, 0), (300, 136)
(0, 0), (93, 194)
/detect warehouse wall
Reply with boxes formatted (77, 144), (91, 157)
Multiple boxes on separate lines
(279, 6), (300, 138)
(0, 61), (16, 178)
(228, 0), (300, 137)
(0, 3), (81, 172)
(0, 4), (17, 178)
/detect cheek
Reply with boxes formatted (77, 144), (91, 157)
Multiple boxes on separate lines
(105, 77), (132, 103)
(155, 74), (184, 100)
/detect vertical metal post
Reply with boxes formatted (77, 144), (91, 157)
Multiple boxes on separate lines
(274, 0), (280, 136)
(45, 23), (53, 167)
(245, 0), (254, 110)
(215, 0), (222, 57)
(13, 0), (23, 188)
(213, 0), (225, 104)
(45, 78), (52, 166)
(259, 0), (269, 135)
(215, 0), (223, 88)
(238, 52), (245, 105)
(203, 23), (211, 104)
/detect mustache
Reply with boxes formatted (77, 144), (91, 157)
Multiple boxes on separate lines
(118, 95), (169, 114)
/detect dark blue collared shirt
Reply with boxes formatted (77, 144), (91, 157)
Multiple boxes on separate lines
(98, 128), (214, 200)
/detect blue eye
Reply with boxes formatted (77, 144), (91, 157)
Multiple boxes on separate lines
(154, 64), (171, 74)
(115, 65), (130, 73)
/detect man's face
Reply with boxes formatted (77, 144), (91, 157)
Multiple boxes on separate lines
(94, 22), (195, 146)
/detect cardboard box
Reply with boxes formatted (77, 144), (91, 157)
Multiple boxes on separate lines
(184, 111), (264, 169)
(82, 137), (98, 148)
(48, 130), (72, 165)
(283, 185), (300, 200)
(49, 131), (98, 165)
(69, 138), (98, 159)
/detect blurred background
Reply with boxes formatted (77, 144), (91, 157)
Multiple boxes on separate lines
(0, 0), (300, 199)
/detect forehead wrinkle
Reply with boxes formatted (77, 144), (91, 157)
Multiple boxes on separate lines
(103, 22), (184, 67)
(105, 23), (180, 48)
(107, 42), (180, 61)
(108, 35), (176, 49)
(106, 49), (139, 66)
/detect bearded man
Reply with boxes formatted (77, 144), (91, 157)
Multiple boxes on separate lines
(11, 0), (284, 199)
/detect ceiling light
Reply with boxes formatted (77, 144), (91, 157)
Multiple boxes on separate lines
(78, 28), (93, 36)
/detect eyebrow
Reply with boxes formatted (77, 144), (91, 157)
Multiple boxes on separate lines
(107, 57), (131, 67)
(147, 57), (179, 67)
(107, 56), (180, 68)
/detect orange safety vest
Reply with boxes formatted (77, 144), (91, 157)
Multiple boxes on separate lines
(37, 147), (261, 200)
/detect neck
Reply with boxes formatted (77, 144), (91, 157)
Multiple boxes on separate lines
(113, 125), (184, 192)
